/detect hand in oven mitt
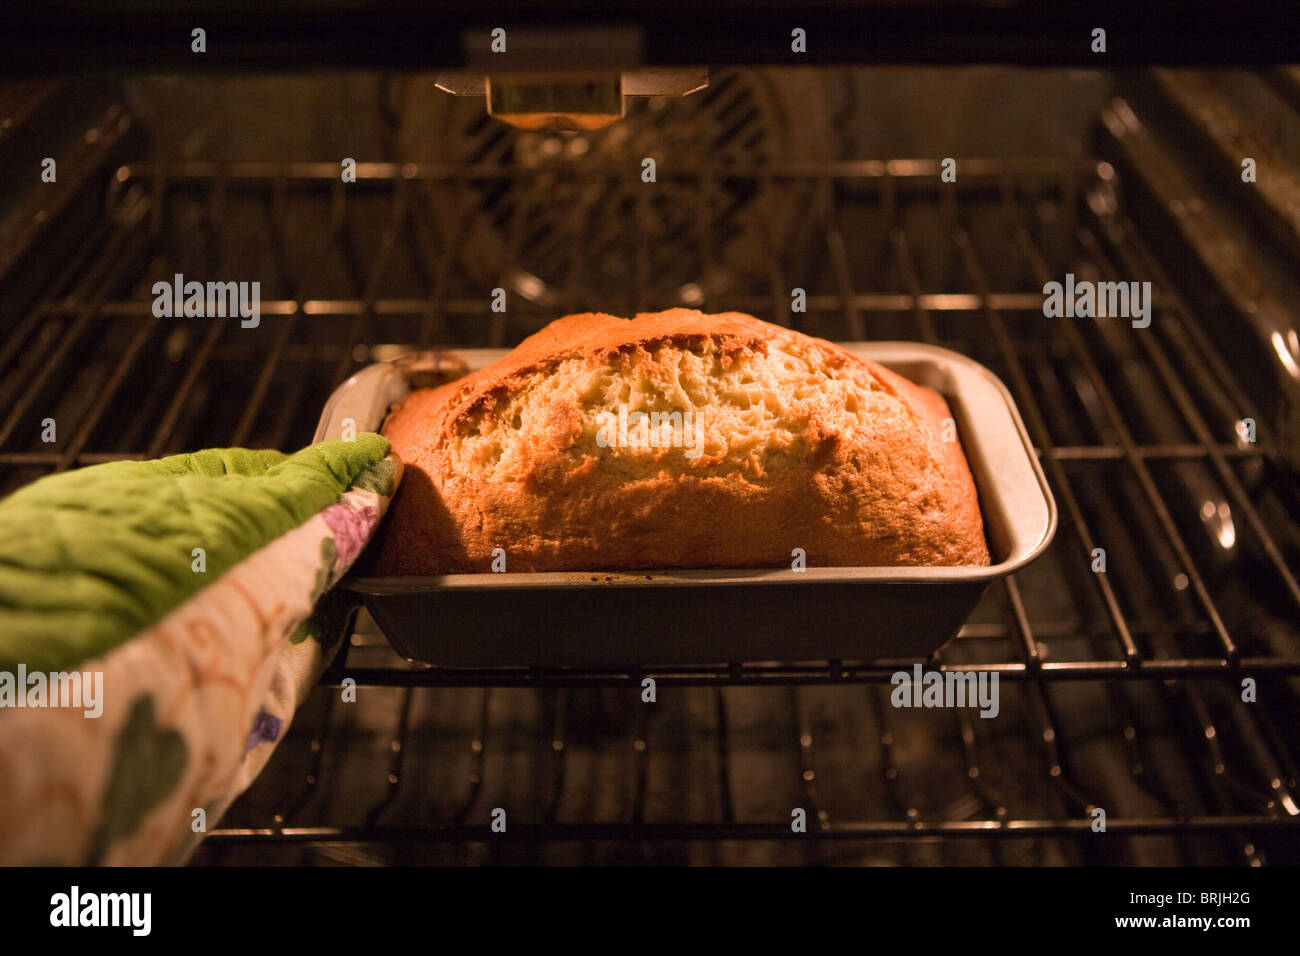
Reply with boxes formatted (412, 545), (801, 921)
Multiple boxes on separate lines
(0, 434), (401, 865)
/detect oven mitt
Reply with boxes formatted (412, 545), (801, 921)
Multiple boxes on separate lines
(0, 434), (402, 865)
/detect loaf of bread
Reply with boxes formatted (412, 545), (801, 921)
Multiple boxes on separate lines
(369, 309), (989, 574)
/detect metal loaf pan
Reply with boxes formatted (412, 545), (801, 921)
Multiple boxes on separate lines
(315, 343), (1057, 667)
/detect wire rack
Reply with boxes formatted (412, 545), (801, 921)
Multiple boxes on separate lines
(2, 148), (1298, 865)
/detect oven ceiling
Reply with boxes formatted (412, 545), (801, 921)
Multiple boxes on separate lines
(5, 2), (1300, 73)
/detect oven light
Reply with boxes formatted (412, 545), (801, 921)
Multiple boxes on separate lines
(1271, 330), (1300, 382)
(1200, 499), (1236, 550)
(510, 270), (548, 302)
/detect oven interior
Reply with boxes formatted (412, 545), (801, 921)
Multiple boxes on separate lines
(1, 66), (1298, 865)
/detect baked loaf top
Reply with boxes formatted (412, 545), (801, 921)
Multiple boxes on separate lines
(369, 309), (989, 574)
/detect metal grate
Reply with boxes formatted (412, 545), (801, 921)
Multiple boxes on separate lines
(3, 150), (1298, 865)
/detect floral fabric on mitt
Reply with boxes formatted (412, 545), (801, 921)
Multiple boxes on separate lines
(0, 456), (401, 865)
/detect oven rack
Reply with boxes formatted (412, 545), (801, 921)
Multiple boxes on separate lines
(2, 137), (1298, 864)
(199, 640), (1300, 864)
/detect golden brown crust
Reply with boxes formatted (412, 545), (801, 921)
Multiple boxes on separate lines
(368, 309), (989, 574)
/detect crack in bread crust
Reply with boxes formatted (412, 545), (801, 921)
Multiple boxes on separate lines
(368, 309), (990, 574)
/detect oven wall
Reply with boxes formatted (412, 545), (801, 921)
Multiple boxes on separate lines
(121, 68), (1114, 162)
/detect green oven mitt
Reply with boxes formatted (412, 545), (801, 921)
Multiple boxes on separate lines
(0, 435), (402, 865)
